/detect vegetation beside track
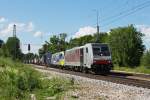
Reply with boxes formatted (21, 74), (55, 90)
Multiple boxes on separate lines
(114, 66), (150, 74)
(0, 57), (74, 100)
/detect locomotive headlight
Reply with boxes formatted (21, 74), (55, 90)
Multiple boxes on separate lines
(108, 60), (112, 63)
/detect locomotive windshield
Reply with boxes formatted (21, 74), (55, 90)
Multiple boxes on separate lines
(93, 45), (110, 57)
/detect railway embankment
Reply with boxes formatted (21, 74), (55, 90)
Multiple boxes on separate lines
(33, 65), (150, 100)
(0, 58), (74, 100)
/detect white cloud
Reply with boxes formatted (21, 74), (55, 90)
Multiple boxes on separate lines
(0, 21), (44, 38)
(26, 22), (34, 32)
(136, 25), (150, 49)
(73, 26), (97, 38)
(0, 17), (6, 23)
(34, 31), (43, 37)
(0, 16), (43, 54)
(0, 22), (34, 37)
(136, 25), (150, 38)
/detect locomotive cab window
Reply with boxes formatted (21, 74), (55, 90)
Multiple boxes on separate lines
(101, 46), (110, 56)
(86, 48), (88, 53)
(92, 45), (110, 56)
(93, 47), (100, 56)
(101, 46), (109, 52)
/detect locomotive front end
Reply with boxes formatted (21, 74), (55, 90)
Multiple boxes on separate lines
(92, 43), (113, 73)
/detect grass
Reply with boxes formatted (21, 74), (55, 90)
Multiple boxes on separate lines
(0, 57), (74, 100)
(114, 65), (150, 74)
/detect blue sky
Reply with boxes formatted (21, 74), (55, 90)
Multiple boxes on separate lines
(0, 0), (150, 53)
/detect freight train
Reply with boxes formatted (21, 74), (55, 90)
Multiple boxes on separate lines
(36, 43), (113, 73)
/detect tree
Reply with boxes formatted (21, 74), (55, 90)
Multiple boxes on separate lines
(38, 32), (109, 55)
(5, 37), (22, 59)
(108, 25), (145, 67)
(39, 33), (68, 55)
(1, 44), (9, 57)
(93, 32), (108, 43)
(59, 33), (67, 51)
(0, 39), (4, 48)
(141, 50), (150, 68)
(38, 44), (48, 57)
(0, 39), (4, 56)
(67, 33), (108, 49)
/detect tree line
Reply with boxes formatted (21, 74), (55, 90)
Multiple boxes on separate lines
(0, 24), (150, 67)
(0, 37), (23, 60)
(38, 25), (150, 67)
(0, 37), (38, 63)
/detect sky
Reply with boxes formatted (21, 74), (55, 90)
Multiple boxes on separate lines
(0, 0), (150, 54)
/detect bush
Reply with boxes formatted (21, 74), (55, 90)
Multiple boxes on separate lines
(0, 58), (42, 99)
(0, 58), (74, 99)
(35, 77), (73, 99)
(141, 50), (150, 68)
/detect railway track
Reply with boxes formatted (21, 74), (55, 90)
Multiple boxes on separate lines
(32, 64), (150, 89)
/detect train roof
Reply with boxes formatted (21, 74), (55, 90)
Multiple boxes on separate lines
(65, 43), (109, 52)
(86, 43), (109, 45)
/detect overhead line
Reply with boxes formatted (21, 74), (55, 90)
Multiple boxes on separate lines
(101, 0), (150, 28)
(101, 0), (150, 23)
(100, 0), (130, 21)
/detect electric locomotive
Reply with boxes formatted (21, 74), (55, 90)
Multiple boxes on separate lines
(64, 43), (113, 73)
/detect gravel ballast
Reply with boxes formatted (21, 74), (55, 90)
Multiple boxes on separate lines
(34, 66), (150, 100)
